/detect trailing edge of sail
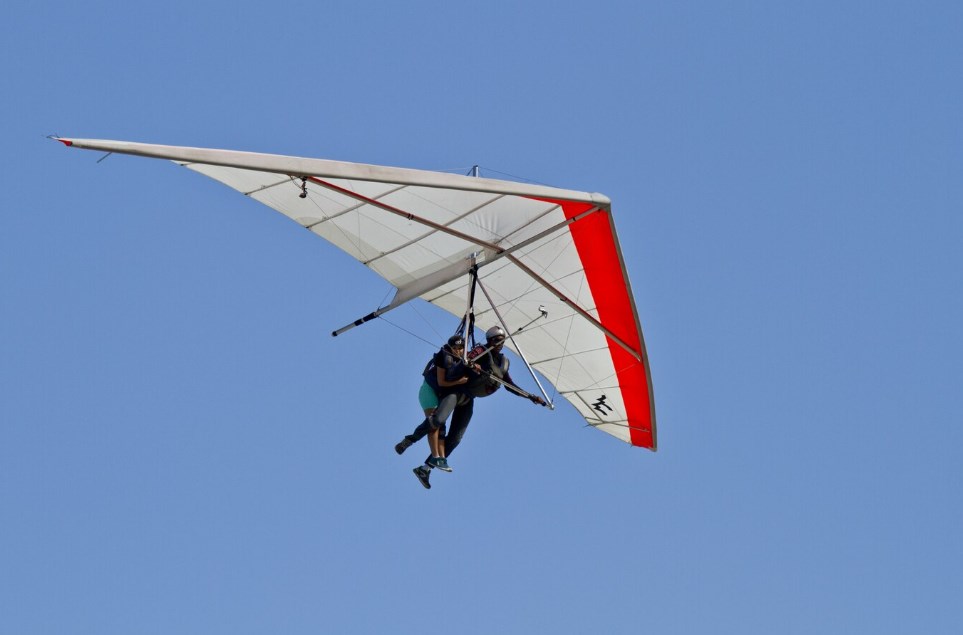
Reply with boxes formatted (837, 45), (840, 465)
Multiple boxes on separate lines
(56, 138), (657, 449)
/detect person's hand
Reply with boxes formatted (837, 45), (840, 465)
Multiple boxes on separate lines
(530, 395), (546, 406)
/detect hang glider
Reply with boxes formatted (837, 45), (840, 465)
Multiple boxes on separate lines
(54, 138), (657, 449)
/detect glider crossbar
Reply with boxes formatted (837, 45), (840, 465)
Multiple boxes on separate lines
(363, 194), (506, 266)
(491, 205), (602, 261)
(311, 176), (641, 361)
(500, 253), (643, 363)
(307, 177), (505, 255)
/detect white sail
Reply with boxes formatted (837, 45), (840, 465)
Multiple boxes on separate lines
(57, 138), (656, 448)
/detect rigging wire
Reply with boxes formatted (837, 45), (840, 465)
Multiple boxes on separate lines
(376, 314), (440, 350)
(428, 164), (555, 188)
(469, 166), (555, 188)
(408, 300), (445, 343)
(368, 285), (447, 351)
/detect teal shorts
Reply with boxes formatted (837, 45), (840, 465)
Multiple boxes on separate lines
(419, 380), (439, 411)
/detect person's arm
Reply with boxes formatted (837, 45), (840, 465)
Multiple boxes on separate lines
(436, 357), (469, 387)
(501, 369), (546, 405)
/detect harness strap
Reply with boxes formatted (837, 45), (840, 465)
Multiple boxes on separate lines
(454, 265), (479, 348)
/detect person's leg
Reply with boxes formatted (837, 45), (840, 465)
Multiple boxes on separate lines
(422, 393), (458, 467)
(397, 383), (442, 452)
(428, 426), (442, 458)
(443, 398), (474, 459)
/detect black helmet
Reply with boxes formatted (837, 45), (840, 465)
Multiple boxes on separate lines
(485, 326), (506, 344)
(447, 335), (465, 348)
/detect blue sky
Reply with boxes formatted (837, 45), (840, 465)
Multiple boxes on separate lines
(3, 1), (962, 633)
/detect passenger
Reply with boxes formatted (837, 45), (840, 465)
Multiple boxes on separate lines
(394, 335), (472, 476)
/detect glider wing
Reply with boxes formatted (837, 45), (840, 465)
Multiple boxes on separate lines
(56, 138), (656, 449)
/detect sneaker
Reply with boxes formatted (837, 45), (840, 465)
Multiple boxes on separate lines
(427, 456), (453, 473)
(413, 466), (431, 489)
(395, 436), (414, 455)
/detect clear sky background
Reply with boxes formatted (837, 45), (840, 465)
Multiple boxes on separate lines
(3, 1), (961, 633)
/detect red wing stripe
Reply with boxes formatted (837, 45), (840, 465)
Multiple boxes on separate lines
(527, 197), (654, 448)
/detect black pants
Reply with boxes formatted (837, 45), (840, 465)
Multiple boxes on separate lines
(408, 395), (475, 464)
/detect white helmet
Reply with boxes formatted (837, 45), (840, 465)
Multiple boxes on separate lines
(486, 325), (506, 343)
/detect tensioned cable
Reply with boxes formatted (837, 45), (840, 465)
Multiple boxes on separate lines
(408, 300), (445, 343)
(424, 164), (553, 189)
(467, 166), (555, 188)
(371, 282), (444, 347)
(376, 314), (439, 349)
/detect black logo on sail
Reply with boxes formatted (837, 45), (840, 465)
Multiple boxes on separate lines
(592, 394), (614, 416)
